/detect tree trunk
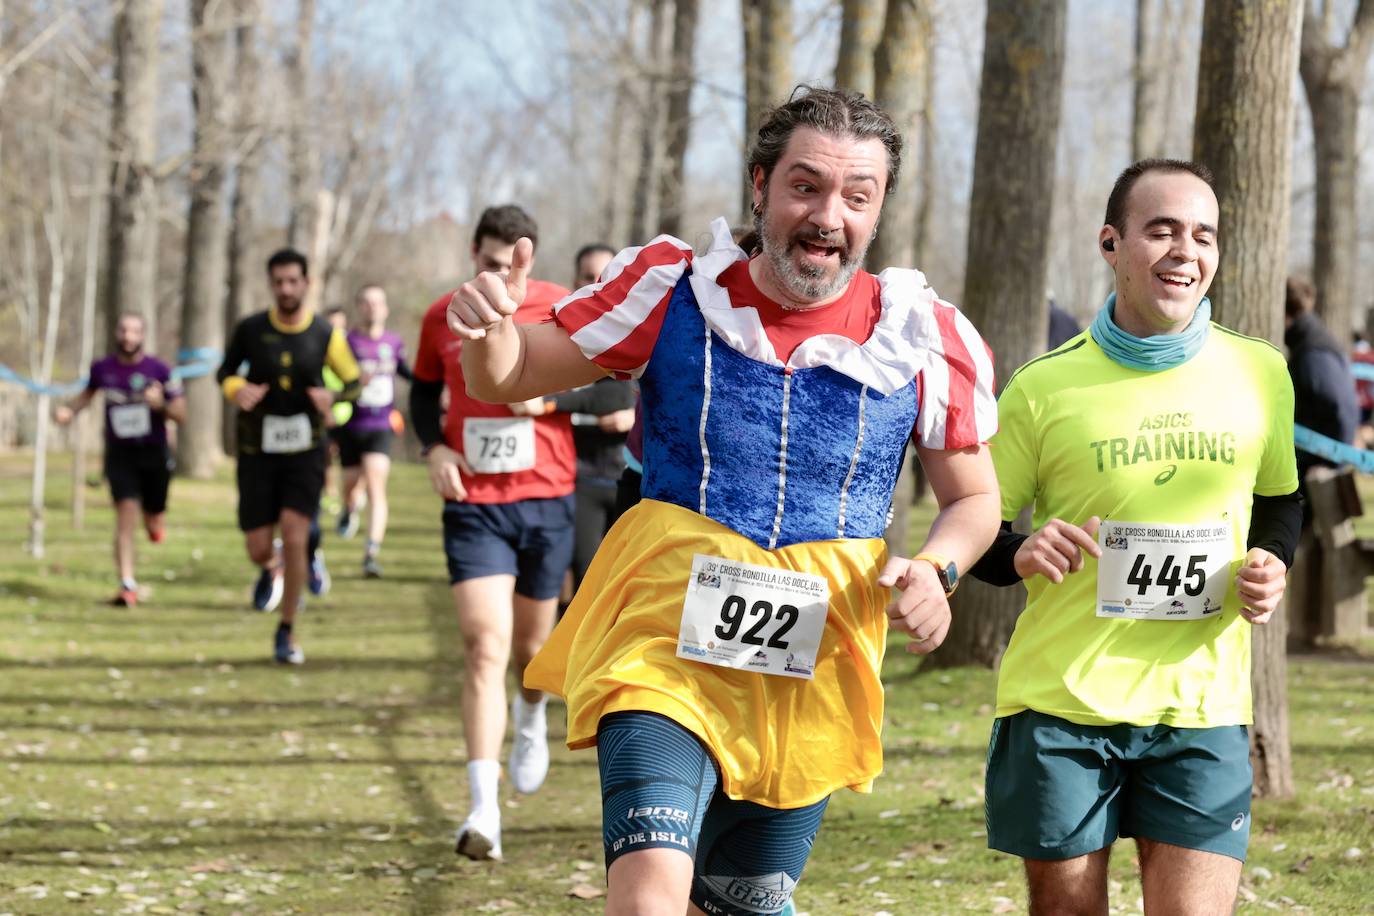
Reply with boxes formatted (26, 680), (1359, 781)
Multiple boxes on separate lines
(912, 41), (937, 268)
(1131, 0), (1169, 161)
(834, 0), (884, 97)
(30, 194), (67, 559)
(657, 0), (698, 238)
(224, 0), (263, 453)
(1299, 1), (1374, 349)
(629, 0), (670, 244)
(104, 0), (164, 348)
(177, 0), (235, 479)
(867, 0), (931, 273)
(740, 0), (791, 219)
(926, 0), (1066, 670)
(600, 3), (642, 246)
(285, 0), (317, 252)
(72, 171), (103, 531)
(1192, 0), (1303, 799)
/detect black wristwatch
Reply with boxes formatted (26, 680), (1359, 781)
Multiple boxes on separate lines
(915, 552), (959, 596)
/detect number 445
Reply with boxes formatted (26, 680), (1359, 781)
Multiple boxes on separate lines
(1126, 554), (1206, 597)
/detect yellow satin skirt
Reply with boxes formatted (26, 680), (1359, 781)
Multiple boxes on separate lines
(524, 499), (890, 808)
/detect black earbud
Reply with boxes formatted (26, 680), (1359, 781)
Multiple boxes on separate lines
(1102, 238), (1115, 252)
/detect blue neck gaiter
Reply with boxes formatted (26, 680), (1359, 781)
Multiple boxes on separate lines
(1089, 293), (1211, 372)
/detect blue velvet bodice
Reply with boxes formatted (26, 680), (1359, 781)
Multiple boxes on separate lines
(639, 274), (920, 549)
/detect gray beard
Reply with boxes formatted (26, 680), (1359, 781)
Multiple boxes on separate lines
(754, 210), (870, 304)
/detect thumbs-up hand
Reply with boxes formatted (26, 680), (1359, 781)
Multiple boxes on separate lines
(1013, 516), (1103, 584)
(1235, 547), (1286, 625)
(447, 237), (533, 340)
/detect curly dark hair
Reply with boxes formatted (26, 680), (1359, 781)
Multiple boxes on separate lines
(746, 85), (903, 194)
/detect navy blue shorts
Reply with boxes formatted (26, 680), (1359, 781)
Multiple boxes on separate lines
(598, 711), (829, 916)
(986, 710), (1253, 862)
(441, 495), (574, 599)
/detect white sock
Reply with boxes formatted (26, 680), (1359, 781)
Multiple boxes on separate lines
(467, 759), (500, 820)
(513, 694), (547, 734)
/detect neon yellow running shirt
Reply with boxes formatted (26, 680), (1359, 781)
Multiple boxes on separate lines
(991, 326), (1298, 728)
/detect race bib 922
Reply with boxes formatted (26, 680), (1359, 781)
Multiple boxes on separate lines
(677, 553), (829, 679)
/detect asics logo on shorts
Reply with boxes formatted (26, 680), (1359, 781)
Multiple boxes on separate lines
(1231, 813), (1246, 831)
(626, 805), (690, 822)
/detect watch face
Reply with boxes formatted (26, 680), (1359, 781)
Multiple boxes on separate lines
(940, 562), (958, 594)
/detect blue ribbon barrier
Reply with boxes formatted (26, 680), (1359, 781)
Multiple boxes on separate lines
(1294, 424), (1374, 474)
(0, 349), (224, 397)
(1351, 361), (1374, 383)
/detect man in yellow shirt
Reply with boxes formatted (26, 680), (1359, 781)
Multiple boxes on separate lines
(216, 249), (361, 664)
(971, 159), (1301, 914)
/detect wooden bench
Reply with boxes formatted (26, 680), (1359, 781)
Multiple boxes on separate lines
(1287, 466), (1374, 645)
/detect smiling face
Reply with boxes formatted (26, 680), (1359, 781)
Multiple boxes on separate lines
(750, 127), (887, 307)
(1100, 170), (1219, 337)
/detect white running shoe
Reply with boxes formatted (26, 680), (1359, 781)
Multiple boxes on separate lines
(508, 695), (550, 795)
(454, 811), (502, 861)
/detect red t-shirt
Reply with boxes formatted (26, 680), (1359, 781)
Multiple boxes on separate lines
(414, 279), (576, 504)
(714, 260), (882, 361)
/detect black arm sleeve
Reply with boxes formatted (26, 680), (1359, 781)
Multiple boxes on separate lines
(553, 378), (637, 415)
(409, 377), (445, 449)
(1247, 490), (1303, 569)
(216, 322), (246, 384)
(969, 520), (1028, 587)
(396, 356), (415, 381)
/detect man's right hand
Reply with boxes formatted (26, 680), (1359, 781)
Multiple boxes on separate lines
(234, 382), (269, 412)
(53, 405), (74, 426)
(426, 444), (470, 502)
(447, 237), (532, 340)
(1014, 516), (1102, 584)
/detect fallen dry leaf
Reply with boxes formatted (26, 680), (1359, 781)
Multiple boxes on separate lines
(568, 883), (605, 900)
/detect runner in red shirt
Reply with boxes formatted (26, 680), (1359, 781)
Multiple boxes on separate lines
(409, 205), (575, 861)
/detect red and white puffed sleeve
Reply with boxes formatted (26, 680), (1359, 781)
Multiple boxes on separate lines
(552, 236), (694, 380)
(917, 299), (998, 450)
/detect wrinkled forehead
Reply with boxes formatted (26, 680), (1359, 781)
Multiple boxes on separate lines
(774, 127), (889, 190)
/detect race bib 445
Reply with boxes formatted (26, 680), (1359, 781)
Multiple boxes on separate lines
(1097, 520), (1233, 621)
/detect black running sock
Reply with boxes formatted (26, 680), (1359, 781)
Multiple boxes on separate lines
(307, 516), (322, 559)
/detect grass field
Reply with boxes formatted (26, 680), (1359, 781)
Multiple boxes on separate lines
(1, 452), (1371, 915)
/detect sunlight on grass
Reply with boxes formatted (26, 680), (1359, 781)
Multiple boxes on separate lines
(0, 454), (1370, 913)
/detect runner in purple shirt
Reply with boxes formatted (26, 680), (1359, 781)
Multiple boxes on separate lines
(54, 313), (185, 606)
(335, 284), (412, 577)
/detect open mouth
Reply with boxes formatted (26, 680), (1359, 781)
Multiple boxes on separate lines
(1157, 272), (1196, 290)
(797, 240), (840, 262)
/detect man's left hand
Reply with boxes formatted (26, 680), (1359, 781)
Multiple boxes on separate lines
(144, 381), (165, 411)
(1236, 547), (1286, 624)
(878, 557), (951, 655)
